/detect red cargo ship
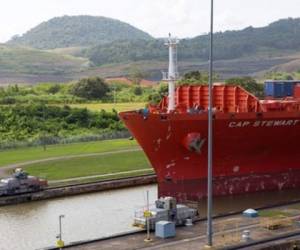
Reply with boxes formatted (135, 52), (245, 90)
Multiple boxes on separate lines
(119, 37), (300, 202)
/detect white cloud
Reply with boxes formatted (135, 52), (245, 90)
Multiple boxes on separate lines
(0, 0), (299, 42)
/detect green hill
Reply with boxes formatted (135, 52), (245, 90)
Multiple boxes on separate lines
(8, 15), (153, 49)
(87, 18), (300, 65)
(2, 17), (300, 83)
(0, 44), (88, 83)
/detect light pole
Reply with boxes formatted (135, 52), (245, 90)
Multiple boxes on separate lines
(113, 84), (116, 108)
(56, 214), (65, 249)
(144, 190), (152, 242)
(207, 0), (214, 248)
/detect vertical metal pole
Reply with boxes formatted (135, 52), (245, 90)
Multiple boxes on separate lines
(146, 190), (151, 241)
(146, 190), (149, 211)
(58, 214), (65, 250)
(59, 216), (62, 241)
(113, 84), (116, 107)
(168, 36), (176, 112)
(207, 0), (214, 247)
(59, 215), (62, 250)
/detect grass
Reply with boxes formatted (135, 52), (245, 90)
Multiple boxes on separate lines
(0, 139), (138, 167)
(288, 204), (300, 210)
(49, 170), (155, 187)
(67, 102), (146, 112)
(0, 138), (153, 183)
(25, 150), (151, 180)
(258, 210), (291, 217)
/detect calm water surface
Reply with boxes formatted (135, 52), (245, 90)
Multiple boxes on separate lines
(1, 184), (300, 250)
(0, 185), (157, 250)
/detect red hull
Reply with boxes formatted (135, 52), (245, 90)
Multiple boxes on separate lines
(159, 170), (300, 201)
(119, 85), (300, 202)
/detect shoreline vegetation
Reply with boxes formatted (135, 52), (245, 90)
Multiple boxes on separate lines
(0, 78), (155, 186)
(0, 77), (161, 149)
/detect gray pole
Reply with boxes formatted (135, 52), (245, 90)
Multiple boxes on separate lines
(59, 215), (62, 241)
(58, 214), (65, 249)
(114, 84), (116, 107)
(207, 0), (214, 247)
(145, 190), (151, 242)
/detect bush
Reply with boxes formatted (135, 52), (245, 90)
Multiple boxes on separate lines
(47, 84), (61, 94)
(0, 131), (131, 150)
(133, 86), (143, 95)
(70, 77), (109, 100)
(0, 96), (17, 104)
(178, 71), (219, 84)
(225, 77), (264, 97)
(0, 104), (126, 143)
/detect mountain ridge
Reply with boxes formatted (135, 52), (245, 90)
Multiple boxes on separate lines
(86, 17), (300, 66)
(8, 15), (153, 49)
(2, 16), (300, 84)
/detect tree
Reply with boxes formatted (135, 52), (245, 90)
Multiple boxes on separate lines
(47, 84), (61, 94)
(225, 77), (264, 97)
(127, 67), (147, 85)
(264, 71), (294, 80)
(148, 83), (168, 105)
(133, 86), (143, 95)
(37, 133), (53, 151)
(179, 71), (219, 84)
(70, 77), (109, 100)
(182, 71), (202, 81)
(285, 75), (294, 80)
(157, 83), (168, 97)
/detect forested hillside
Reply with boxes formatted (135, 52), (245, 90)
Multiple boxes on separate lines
(86, 18), (300, 65)
(3, 17), (300, 83)
(8, 15), (153, 49)
(0, 44), (87, 75)
(87, 39), (167, 65)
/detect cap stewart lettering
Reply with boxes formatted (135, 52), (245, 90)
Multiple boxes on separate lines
(229, 120), (300, 128)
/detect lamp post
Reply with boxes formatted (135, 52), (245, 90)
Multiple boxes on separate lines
(56, 214), (65, 249)
(207, 0), (214, 247)
(144, 190), (152, 242)
(113, 84), (116, 108)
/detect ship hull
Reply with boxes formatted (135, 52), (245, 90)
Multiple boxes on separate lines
(119, 111), (300, 202)
(158, 170), (300, 202)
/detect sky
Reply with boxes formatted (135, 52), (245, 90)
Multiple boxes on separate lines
(0, 0), (299, 43)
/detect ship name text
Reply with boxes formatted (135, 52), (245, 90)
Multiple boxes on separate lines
(229, 120), (300, 128)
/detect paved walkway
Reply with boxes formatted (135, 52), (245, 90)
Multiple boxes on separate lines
(49, 168), (153, 184)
